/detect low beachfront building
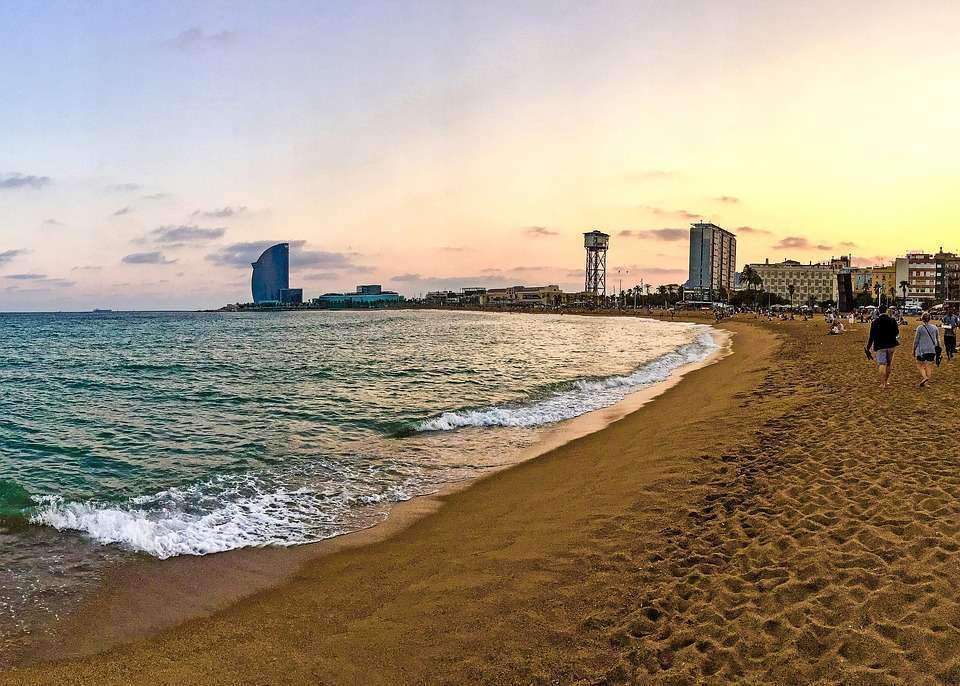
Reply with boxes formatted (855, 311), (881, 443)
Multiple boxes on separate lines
(480, 285), (561, 307)
(748, 256), (850, 305)
(314, 285), (403, 308)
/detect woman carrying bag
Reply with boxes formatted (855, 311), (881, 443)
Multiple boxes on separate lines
(914, 312), (941, 388)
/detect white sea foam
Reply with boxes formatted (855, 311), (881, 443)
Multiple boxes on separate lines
(416, 328), (717, 432)
(32, 486), (316, 559)
(30, 472), (417, 559)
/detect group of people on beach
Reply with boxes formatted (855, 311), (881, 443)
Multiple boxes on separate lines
(864, 304), (958, 388)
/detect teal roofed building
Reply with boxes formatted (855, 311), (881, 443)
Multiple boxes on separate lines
(314, 285), (403, 308)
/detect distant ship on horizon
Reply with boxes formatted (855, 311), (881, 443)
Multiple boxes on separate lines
(92, 308), (113, 313)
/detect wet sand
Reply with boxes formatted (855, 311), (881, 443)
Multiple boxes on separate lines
(4, 317), (959, 684)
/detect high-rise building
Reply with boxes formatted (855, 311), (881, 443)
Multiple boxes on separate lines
(251, 243), (290, 303)
(685, 223), (737, 299)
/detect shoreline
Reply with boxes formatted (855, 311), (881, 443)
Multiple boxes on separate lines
(8, 318), (731, 669)
(1, 319), (782, 684)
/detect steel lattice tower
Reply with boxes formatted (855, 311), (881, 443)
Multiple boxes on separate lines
(583, 230), (610, 298)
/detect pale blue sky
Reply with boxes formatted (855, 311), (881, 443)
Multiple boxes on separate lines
(1, 1), (957, 309)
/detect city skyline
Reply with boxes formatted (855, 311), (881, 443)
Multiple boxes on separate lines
(2, 1), (959, 310)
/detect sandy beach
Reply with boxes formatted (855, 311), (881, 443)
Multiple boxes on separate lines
(4, 316), (960, 684)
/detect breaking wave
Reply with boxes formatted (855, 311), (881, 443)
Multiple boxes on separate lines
(416, 329), (717, 432)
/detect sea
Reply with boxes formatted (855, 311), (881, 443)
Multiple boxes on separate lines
(0, 309), (716, 659)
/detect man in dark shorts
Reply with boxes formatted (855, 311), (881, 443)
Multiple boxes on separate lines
(864, 304), (900, 388)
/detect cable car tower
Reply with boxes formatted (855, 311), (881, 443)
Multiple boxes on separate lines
(583, 230), (610, 299)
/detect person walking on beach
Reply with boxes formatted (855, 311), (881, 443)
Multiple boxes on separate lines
(914, 312), (940, 387)
(864, 304), (899, 389)
(943, 308), (958, 361)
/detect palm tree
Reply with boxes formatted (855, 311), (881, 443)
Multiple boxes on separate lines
(900, 280), (909, 303)
(787, 284), (795, 307)
(889, 285), (896, 303)
(874, 282), (882, 304)
(740, 266), (757, 293)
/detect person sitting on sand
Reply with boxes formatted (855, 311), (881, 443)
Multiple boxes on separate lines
(864, 304), (899, 389)
(914, 312), (940, 388)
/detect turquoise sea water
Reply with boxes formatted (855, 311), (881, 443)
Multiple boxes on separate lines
(0, 310), (715, 655)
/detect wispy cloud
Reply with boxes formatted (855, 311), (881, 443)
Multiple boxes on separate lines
(149, 225), (226, 246)
(618, 228), (687, 241)
(715, 195), (739, 204)
(112, 206), (132, 217)
(773, 236), (834, 251)
(122, 251), (177, 265)
(206, 240), (367, 271)
(191, 206), (246, 219)
(4, 273), (74, 287)
(71, 265), (103, 272)
(108, 183), (142, 192)
(638, 205), (700, 220)
(0, 249), (27, 265)
(0, 173), (51, 190)
(141, 193), (172, 201)
(43, 218), (64, 226)
(167, 27), (237, 50)
(5, 273), (46, 280)
(524, 226), (559, 237)
(735, 226), (773, 235)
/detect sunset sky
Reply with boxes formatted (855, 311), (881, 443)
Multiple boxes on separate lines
(1, 0), (957, 310)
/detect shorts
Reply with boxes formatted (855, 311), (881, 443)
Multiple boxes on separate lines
(917, 353), (936, 362)
(876, 348), (895, 365)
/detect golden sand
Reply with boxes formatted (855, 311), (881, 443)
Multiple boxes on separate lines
(4, 317), (959, 684)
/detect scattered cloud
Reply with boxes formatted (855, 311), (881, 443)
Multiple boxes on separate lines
(205, 240), (367, 271)
(618, 228), (687, 241)
(122, 251), (177, 265)
(773, 236), (834, 251)
(113, 206), (132, 216)
(0, 249), (27, 265)
(638, 205), (700, 220)
(715, 196), (739, 204)
(149, 225), (226, 245)
(71, 265), (103, 272)
(0, 173), (51, 190)
(43, 219), (64, 226)
(167, 27), (237, 50)
(735, 226), (773, 235)
(108, 183), (142, 192)
(838, 240), (857, 248)
(141, 193), (172, 201)
(5, 273), (46, 281)
(525, 226), (559, 237)
(3, 273), (74, 287)
(191, 206), (247, 219)
(303, 272), (342, 281)
(438, 246), (472, 252)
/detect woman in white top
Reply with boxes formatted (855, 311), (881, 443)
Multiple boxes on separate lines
(913, 312), (940, 388)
